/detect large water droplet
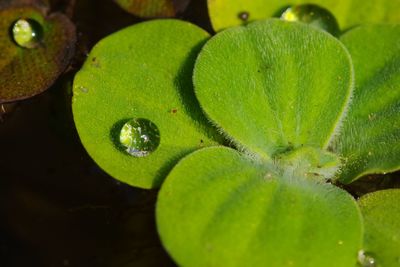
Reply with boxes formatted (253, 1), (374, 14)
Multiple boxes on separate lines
(119, 118), (160, 157)
(281, 4), (340, 36)
(358, 250), (377, 267)
(11, 18), (43, 48)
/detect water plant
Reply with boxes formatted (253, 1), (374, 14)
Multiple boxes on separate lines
(2, 0), (398, 266)
(71, 4), (400, 265)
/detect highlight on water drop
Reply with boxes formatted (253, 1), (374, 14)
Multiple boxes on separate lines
(11, 18), (43, 48)
(358, 250), (377, 267)
(119, 118), (160, 157)
(280, 4), (340, 36)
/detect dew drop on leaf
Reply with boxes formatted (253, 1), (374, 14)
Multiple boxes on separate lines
(238, 11), (250, 21)
(280, 4), (340, 36)
(11, 18), (43, 48)
(358, 250), (377, 267)
(119, 118), (160, 157)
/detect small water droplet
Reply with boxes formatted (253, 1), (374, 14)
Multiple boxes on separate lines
(78, 86), (88, 93)
(281, 4), (340, 36)
(238, 11), (250, 21)
(358, 250), (377, 267)
(119, 118), (160, 157)
(11, 18), (43, 48)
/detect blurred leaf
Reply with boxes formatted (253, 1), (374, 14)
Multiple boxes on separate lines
(0, 5), (75, 103)
(332, 24), (400, 184)
(72, 19), (222, 189)
(157, 147), (363, 267)
(358, 189), (400, 267)
(114, 0), (190, 18)
(207, 0), (400, 31)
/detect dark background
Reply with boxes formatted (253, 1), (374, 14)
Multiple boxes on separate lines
(0, 0), (399, 266)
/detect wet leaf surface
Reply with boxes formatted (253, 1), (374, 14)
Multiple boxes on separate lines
(207, 0), (400, 32)
(0, 4), (75, 103)
(73, 20), (222, 189)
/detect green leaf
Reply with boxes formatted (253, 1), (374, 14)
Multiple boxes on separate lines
(358, 189), (400, 267)
(207, 0), (400, 32)
(0, 5), (75, 103)
(72, 20), (221, 189)
(193, 19), (353, 159)
(157, 147), (363, 267)
(332, 25), (400, 184)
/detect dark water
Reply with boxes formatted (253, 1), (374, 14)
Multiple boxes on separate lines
(1, 1), (399, 267)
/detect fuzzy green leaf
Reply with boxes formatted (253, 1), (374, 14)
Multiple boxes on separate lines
(358, 189), (400, 267)
(207, 0), (400, 32)
(332, 25), (400, 183)
(72, 20), (221, 189)
(194, 19), (353, 160)
(157, 147), (363, 267)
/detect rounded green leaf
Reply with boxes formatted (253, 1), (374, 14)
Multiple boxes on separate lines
(358, 189), (400, 267)
(72, 20), (221, 189)
(208, 0), (400, 32)
(157, 147), (363, 267)
(193, 19), (353, 159)
(332, 25), (400, 183)
(0, 5), (75, 103)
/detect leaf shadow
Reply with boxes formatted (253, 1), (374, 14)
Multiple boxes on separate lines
(173, 39), (221, 140)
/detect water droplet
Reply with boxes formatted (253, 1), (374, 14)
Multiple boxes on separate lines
(119, 118), (160, 157)
(358, 250), (377, 267)
(11, 18), (43, 48)
(238, 11), (250, 21)
(78, 86), (88, 93)
(281, 4), (340, 36)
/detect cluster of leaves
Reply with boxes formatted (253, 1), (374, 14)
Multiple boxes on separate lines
(2, 0), (399, 266)
(71, 1), (400, 266)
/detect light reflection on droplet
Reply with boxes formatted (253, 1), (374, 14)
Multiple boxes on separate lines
(11, 18), (43, 48)
(281, 4), (340, 36)
(358, 250), (377, 267)
(119, 118), (160, 157)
